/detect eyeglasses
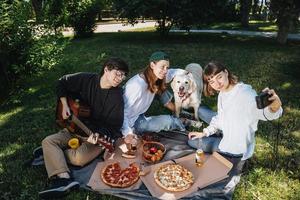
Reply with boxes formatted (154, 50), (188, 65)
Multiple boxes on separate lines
(114, 70), (127, 80)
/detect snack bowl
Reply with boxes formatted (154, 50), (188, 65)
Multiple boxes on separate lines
(142, 141), (166, 163)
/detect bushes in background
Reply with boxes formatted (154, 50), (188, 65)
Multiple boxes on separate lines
(0, 0), (33, 94)
(0, 0), (67, 99)
(66, 0), (103, 38)
(0, 0), (105, 100)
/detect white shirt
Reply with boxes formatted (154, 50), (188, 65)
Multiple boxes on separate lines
(122, 68), (186, 136)
(203, 83), (283, 160)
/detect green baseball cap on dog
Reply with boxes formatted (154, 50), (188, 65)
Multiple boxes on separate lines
(149, 51), (169, 62)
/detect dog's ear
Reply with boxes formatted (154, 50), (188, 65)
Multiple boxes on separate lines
(187, 77), (197, 94)
(171, 77), (176, 90)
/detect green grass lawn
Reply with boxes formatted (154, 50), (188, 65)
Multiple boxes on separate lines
(191, 20), (300, 33)
(0, 32), (299, 200)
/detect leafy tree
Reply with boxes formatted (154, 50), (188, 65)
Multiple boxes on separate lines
(113, 0), (171, 35)
(31, 0), (44, 23)
(145, 0), (175, 35)
(240, 0), (251, 27)
(172, 0), (238, 30)
(0, 0), (33, 92)
(66, 0), (103, 38)
(0, 0), (67, 98)
(113, 0), (155, 27)
(252, 0), (260, 19)
(31, 0), (104, 37)
(270, 0), (300, 44)
(113, 0), (239, 35)
(43, 0), (68, 33)
(97, 0), (113, 20)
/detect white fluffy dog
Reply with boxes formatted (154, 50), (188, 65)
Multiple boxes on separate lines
(171, 63), (203, 120)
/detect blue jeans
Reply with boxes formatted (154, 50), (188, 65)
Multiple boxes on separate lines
(128, 90), (185, 134)
(133, 91), (186, 134)
(135, 90), (217, 135)
(134, 114), (186, 134)
(198, 105), (217, 124)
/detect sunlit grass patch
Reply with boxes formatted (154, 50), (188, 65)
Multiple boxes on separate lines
(236, 168), (300, 200)
(281, 82), (292, 90)
(0, 107), (24, 126)
(196, 20), (299, 33)
(291, 130), (300, 140)
(0, 143), (22, 159)
(126, 27), (156, 32)
(259, 25), (278, 32)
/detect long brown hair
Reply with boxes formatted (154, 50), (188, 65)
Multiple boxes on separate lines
(203, 61), (238, 96)
(143, 63), (167, 95)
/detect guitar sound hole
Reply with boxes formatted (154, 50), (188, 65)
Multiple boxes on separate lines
(131, 145), (137, 151)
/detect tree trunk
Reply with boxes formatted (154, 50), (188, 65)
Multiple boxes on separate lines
(276, 13), (291, 44)
(0, 56), (10, 98)
(270, 0), (300, 44)
(277, 24), (289, 44)
(252, 0), (259, 18)
(98, 11), (102, 21)
(31, 0), (44, 22)
(158, 17), (168, 36)
(240, 0), (251, 27)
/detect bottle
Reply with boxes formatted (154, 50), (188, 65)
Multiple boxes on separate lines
(195, 148), (205, 167)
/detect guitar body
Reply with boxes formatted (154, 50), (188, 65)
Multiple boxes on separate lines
(56, 98), (90, 134)
(55, 97), (114, 152)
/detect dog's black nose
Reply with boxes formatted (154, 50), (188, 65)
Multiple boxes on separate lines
(179, 86), (184, 91)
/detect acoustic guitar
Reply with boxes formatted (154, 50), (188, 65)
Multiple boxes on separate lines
(56, 97), (114, 152)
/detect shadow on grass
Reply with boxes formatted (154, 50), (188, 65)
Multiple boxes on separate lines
(0, 87), (55, 199)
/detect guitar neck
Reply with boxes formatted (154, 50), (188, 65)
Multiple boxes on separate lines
(71, 115), (93, 136)
(70, 114), (114, 152)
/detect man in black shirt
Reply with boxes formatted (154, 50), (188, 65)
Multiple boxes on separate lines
(39, 58), (129, 199)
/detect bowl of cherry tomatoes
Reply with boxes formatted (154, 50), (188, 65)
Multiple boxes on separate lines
(142, 141), (166, 163)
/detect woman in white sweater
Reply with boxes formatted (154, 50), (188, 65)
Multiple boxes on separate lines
(188, 61), (283, 162)
(121, 51), (188, 136)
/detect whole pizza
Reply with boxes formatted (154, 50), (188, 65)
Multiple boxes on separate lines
(101, 162), (140, 188)
(154, 163), (194, 192)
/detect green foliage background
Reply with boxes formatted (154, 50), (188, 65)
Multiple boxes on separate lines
(113, 0), (239, 35)
(0, 0), (67, 101)
(66, 0), (103, 38)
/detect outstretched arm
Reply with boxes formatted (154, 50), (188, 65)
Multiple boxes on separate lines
(255, 88), (283, 121)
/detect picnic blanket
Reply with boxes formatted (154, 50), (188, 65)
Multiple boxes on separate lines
(32, 131), (244, 200)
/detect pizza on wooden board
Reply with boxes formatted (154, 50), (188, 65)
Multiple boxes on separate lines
(101, 162), (140, 188)
(154, 163), (194, 192)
